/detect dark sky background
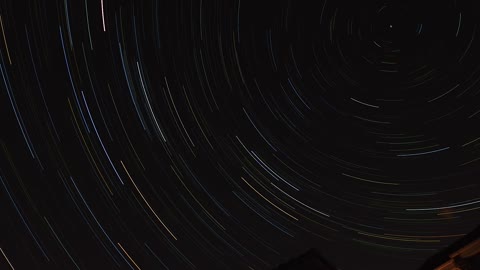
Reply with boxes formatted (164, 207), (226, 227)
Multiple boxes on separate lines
(1, 0), (480, 269)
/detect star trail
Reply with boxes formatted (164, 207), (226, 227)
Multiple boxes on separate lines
(1, 0), (480, 269)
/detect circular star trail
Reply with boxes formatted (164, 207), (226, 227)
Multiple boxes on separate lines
(1, 0), (480, 269)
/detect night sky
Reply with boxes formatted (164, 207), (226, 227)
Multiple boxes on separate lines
(1, 0), (480, 269)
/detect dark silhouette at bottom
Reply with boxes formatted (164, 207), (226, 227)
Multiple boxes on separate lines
(273, 248), (338, 270)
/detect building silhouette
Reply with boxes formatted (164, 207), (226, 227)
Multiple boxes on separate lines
(418, 225), (480, 270)
(272, 225), (480, 269)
